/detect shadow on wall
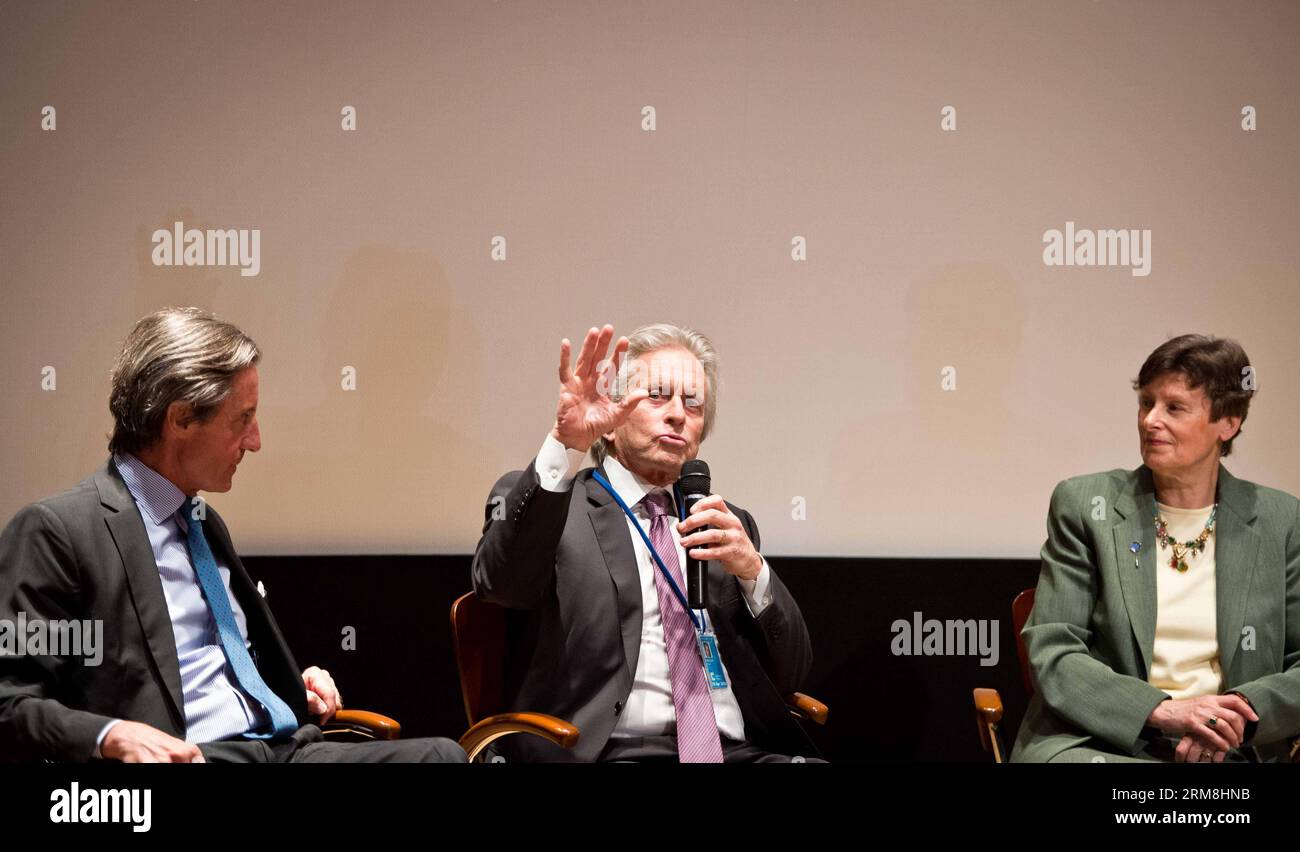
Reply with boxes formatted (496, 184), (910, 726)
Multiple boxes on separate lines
(91, 226), (493, 554)
(256, 242), (492, 553)
(824, 262), (1031, 552)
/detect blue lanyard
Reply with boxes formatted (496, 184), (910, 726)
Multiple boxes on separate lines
(591, 469), (704, 632)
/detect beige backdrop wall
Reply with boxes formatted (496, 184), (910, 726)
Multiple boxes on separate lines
(2, 0), (1297, 557)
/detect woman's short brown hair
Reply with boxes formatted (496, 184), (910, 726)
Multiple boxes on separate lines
(1132, 334), (1254, 457)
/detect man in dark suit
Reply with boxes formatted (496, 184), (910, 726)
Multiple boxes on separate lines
(473, 323), (818, 762)
(0, 307), (464, 763)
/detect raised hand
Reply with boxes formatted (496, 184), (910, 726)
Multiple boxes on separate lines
(551, 325), (648, 453)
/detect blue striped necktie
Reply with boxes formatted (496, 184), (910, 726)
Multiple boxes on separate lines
(182, 503), (298, 739)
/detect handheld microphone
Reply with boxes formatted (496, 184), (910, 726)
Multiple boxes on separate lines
(677, 459), (711, 610)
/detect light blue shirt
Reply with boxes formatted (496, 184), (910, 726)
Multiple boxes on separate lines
(95, 454), (271, 754)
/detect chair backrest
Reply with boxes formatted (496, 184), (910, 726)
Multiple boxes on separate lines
(1012, 588), (1036, 699)
(450, 591), (507, 726)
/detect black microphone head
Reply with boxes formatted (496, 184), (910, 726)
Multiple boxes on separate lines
(678, 459), (711, 499)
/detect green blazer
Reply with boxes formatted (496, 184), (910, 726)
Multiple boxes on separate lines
(1011, 464), (1300, 762)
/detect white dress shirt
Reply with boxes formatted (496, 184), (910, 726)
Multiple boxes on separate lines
(534, 433), (773, 741)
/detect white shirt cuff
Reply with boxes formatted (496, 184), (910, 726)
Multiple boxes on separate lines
(535, 432), (587, 492)
(739, 558), (773, 617)
(94, 719), (123, 759)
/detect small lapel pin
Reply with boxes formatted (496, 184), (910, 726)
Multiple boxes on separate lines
(1130, 542), (1141, 569)
(257, 580), (267, 598)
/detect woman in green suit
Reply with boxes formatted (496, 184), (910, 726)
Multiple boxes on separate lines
(1012, 334), (1300, 763)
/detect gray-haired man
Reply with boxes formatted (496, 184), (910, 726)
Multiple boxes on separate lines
(0, 307), (464, 763)
(473, 324), (820, 762)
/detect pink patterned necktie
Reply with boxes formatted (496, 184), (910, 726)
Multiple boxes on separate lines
(641, 490), (724, 763)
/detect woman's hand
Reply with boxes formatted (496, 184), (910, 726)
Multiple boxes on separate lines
(1174, 735), (1225, 764)
(1148, 694), (1258, 755)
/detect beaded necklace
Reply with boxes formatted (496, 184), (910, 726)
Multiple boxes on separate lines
(1153, 504), (1217, 573)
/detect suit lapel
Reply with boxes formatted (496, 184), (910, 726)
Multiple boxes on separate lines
(584, 469), (643, 682)
(1214, 465), (1260, 681)
(1113, 467), (1158, 676)
(94, 461), (186, 727)
(1114, 463), (1261, 683)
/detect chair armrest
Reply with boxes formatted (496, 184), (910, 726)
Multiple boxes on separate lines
(972, 688), (1005, 760)
(321, 709), (402, 741)
(785, 692), (829, 725)
(972, 688), (1004, 724)
(458, 712), (579, 762)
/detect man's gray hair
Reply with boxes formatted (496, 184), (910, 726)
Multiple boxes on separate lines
(592, 323), (719, 465)
(108, 307), (260, 454)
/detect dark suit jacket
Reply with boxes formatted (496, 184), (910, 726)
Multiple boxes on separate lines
(1011, 464), (1300, 762)
(0, 459), (308, 762)
(471, 457), (817, 762)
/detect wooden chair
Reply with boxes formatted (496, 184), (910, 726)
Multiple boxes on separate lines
(971, 588), (1034, 763)
(451, 591), (830, 761)
(450, 592), (580, 762)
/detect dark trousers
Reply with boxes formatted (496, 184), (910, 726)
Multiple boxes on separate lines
(198, 724), (466, 763)
(598, 735), (826, 764)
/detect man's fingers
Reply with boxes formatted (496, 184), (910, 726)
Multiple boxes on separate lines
(574, 327), (600, 379)
(558, 339), (573, 384)
(1175, 737), (1191, 763)
(610, 336), (629, 381)
(576, 325), (613, 380)
(589, 325), (614, 379)
(678, 506), (736, 535)
(618, 388), (648, 415)
(684, 494), (728, 516)
(682, 527), (727, 548)
(596, 336), (630, 396)
(303, 664), (343, 718)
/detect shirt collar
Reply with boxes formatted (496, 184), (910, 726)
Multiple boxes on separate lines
(113, 452), (189, 525)
(601, 453), (677, 517)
